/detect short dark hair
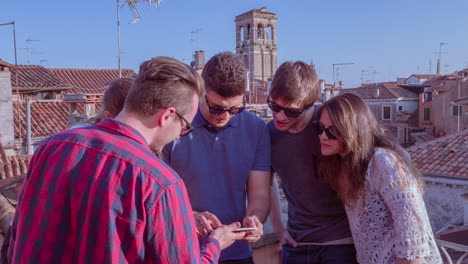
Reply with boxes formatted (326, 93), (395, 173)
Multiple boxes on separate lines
(201, 51), (246, 98)
(269, 61), (319, 107)
(125, 57), (205, 116)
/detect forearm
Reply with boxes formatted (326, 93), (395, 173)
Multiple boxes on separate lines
(246, 196), (270, 222)
(269, 175), (285, 233)
(246, 170), (271, 222)
(396, 258), (423, 264)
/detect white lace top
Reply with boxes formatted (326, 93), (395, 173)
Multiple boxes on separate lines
(345, 148), (442, 264)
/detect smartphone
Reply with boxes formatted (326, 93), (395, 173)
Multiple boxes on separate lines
(233, 227), (257, 232)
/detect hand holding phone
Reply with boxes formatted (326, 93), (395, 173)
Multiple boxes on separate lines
(233, 227), (257, 232)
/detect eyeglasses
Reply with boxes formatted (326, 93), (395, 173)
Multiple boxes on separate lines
(267, 96), (312, 118)
(175, 112), (194, 137)
(205, 96), (245, 116)
(312, 121), (339, 140)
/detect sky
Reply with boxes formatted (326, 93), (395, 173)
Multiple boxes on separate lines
(1, 0), (468, 88)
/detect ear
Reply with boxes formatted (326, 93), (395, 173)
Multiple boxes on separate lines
(157, 107), (177, 127)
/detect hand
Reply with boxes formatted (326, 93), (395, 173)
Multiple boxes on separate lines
(194, 211), (222, 237)
(241, 216), (263, 243)
(210, 222), (246, 250)
(278, 229), (297, 247)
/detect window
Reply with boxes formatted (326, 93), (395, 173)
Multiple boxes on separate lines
(257, 24), (264, 39)
(382, 106), (391, 120)
(453, 105), (462, 116)
(424, 108), (430, 121)
(398, 105), (403, 111)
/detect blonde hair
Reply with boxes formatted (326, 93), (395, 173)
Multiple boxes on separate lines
(318, 93), (423, 202)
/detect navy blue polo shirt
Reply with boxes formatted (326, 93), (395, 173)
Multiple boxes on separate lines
(164, 109), (271, 261)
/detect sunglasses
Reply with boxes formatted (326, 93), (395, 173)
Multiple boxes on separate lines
(267, 96), (312, 118)
(205, 95), (245, 116)
(312, 121), (339, 140)
(175, 112), (194, 137)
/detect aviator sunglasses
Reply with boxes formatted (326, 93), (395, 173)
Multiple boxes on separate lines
(312, 121), (339, 140)
(205, 95), (246, 116)
(267, 96), (312, 118)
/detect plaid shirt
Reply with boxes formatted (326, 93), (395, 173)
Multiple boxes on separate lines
(5, 119), (220, 264)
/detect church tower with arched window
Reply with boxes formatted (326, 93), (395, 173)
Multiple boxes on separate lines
(235, 7), (277, 82)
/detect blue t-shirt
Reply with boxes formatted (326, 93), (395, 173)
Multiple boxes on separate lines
(164, 109), (271, 261)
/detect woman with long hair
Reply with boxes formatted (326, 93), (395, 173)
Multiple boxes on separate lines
(315, 93), (442, 264)
(70, 78), (133, 128)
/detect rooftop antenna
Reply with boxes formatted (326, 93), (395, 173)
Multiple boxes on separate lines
(360, 69), (370, 84)
(444, 64), (450, 75)
(332, 62), (354, 83)
(190, 28), (203, 52)
(0, 21), (18, 65)
(433, 42), (448, 74)
(24, 36), (40, 65)
(429, 59), (432, 74)
(117, 0), (161, 77)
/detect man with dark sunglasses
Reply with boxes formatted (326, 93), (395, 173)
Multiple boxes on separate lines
(164, 51), (271, 264)
(267, 61), (358, 264)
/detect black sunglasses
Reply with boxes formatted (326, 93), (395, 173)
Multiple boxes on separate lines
(267, 96), (312, 118)
(175, 112), (194, 137)
(205, 96), (245, 116)
(312, 121), (339, 140)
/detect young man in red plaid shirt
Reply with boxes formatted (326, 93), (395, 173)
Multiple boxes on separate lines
(3, 57), (245, 264)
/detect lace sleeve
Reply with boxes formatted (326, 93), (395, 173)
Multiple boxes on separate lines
(369, 149), (432, 260)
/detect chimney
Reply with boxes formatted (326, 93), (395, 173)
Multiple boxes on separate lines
(436, 59), (441, 75)
(338, 81), (344, 88)
(193, 50), (205, 70)
(375, 88), (380, 98)
(0, 64), (15, 148)
(319, 80), (325, 100)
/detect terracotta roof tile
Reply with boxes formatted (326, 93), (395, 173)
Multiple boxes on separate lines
(49, 68), (136, 94)
(10, 65), (73, 90)
(13, 101), (86, 139)
(343, 83), (418, 100)
(411, 74), (439, 79)
(407, 129), (468, 178)
(0, 59), (13, 68)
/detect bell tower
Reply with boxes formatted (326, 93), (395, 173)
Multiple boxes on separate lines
(235, 7), (277, 82)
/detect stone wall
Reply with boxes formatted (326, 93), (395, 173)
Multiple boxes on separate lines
(423, 179), (468, 232)
(0, 70), (14, 148)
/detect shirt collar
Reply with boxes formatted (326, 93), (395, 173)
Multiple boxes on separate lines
(96, 118), (149, 147)
(192, 108), (241, 129)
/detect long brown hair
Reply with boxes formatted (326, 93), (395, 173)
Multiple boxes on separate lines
(89, 78), (133, 124)
(318, 93), (423, 202)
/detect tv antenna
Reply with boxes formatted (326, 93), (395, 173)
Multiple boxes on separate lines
(190, 28), (203, 52)
(116, 0), (161, 77)
(24, 36), (40, 65)
(332, 62), (354, 83)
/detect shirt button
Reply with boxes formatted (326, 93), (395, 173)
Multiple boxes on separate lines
(215, 137), (219, 141)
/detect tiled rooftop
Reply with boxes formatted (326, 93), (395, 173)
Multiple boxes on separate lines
(49, 68), (136, 94)
(412, 74), (439, 79)
(13, 101), (85, 139)
(10, 65), (73, 91)
(0, 59), (13, 68)
(343, 82), (418, 100)
(407, 129), (468, 178)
